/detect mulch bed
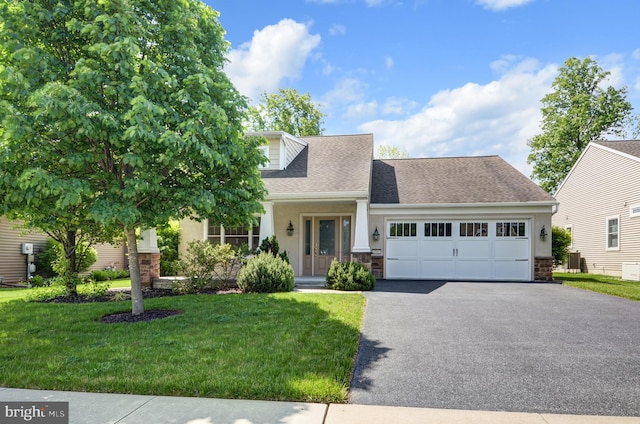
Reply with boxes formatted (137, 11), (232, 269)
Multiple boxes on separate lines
(100, 309), (183, 324)
(48, 287), (242, 324)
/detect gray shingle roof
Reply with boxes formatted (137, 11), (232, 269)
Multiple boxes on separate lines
(261, 134), (373, 196)
(371, 156), (553, 204)
(593, 140), (640, 159)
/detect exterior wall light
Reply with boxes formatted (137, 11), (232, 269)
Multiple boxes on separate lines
(287, 220), (294, 236)
(372, 226), (380, 241)
(540, 225), (548, 241)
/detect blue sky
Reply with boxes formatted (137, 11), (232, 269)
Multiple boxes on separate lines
(206, 0), (640, 176)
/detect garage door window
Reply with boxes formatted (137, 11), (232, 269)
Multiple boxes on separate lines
(496, 222), (526, 237)
(389, 223), (417, 237)
(459, 222), (488, 237)
(424, 222), (452, 237)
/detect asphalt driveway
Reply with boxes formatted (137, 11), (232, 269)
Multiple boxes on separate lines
(349, 281), (640, 416)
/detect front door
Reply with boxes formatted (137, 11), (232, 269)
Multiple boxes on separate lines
(315, 218), (338, 275)
(303, 216), (341, 276)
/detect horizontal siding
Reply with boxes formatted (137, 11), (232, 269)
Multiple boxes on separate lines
(553, 146), (640, 276)
(0, 217), (127, 283)
(92, 243), (128, 272)
(285, 140), (305, 167)
(0, 219), (48, 283)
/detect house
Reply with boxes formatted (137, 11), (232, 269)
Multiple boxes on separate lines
(0, 217), (127, 284)
(552, 140), (640, 279)
(181, 131), (558, 281)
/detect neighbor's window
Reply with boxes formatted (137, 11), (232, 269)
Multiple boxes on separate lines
(606, 216), (619, 250)
(496, 222), (526, 237)
(565, 224), (573, 249)
(389, 223), (417, 237)
(459, 222), (488, 237)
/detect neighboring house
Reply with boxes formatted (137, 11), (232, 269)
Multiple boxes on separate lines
(552, 140), (640, 279)
(181, 131), (558, 281)
(0, 217), (127, 283)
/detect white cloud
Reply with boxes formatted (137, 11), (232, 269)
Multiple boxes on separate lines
(322, 78), (369, 107)
(329, 24), (346, 36)
(225, 19), (321, 102)
(385, 56), (394, 69)
(597, 53), (625, 88)
(358, 58), (558, 176)
(381, 97), (419, 116)
(633, 49), (640, 60)
(346, 101), (379, 118)
(476, 0), (534, 11)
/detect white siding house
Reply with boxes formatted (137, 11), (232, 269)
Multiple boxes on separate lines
(552, 141), (640, 278)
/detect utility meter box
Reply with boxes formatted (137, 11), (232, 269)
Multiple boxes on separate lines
(21, 243), (34, 255)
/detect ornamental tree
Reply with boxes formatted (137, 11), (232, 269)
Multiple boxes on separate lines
(0, 0), (266, 314)
(246, 88), (325, 136)
(527, 57), (632, 193)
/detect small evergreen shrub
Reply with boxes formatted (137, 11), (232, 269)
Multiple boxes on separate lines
(29, 275), (48, 287)
(258, 235), (289, 263)
(89, 270), (110, 281)
(88, 269), (129, 281)
(325, 260), (375, 291)
(237, 252), (295, 293)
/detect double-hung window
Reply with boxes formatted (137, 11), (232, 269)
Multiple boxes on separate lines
(606, 216), (619, 250)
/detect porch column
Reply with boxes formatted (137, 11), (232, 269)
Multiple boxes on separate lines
(138, 228), (161, 288)
(352, 199), (371, 253)
(259, 201), (274, 244)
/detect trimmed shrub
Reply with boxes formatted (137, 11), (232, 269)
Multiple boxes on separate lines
(237, 252), (295, 293)
(325, 260), (375, 291)
(178, 241), (246, 293)
(258, 235), (289, 263)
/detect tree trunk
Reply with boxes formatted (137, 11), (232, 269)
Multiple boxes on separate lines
(64, 230), (78, 297)
(126, 228), (145, 315)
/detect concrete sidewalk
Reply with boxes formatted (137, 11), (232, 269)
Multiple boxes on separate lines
(2, 388), (639, 424)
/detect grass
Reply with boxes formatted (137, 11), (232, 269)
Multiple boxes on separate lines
(554, 272), (640, 302)
(0, 278), (131, 303)
(108, 278), (131, 288)
(0, 288), (29, 303)
(0, 291), (365, 403)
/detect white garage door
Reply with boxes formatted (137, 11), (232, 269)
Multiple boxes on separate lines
(386, 220), (530, 281)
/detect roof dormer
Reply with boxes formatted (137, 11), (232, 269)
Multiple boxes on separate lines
(247, 131), (308, 171)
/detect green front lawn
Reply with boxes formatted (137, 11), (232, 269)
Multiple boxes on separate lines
(0, 288), (29, 303)
(555, 272), (640, 302)
(0, 292), (365, 403)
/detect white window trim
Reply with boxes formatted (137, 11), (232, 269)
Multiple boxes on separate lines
(257, 146), (269, 169)
(605, 215), (620, 251)
(630, 204), (640, 218)
(565, 224), (573, 249)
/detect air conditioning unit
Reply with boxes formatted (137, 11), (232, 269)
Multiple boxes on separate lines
(622, 263), (640, 281)
(21, 243), (33, 255)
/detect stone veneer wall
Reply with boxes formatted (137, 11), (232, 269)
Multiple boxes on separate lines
(370, 255), (384, 279)
(138, 252), (160, 288)
(534, 256), (554, 281)
(351, 252), (372, 271)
